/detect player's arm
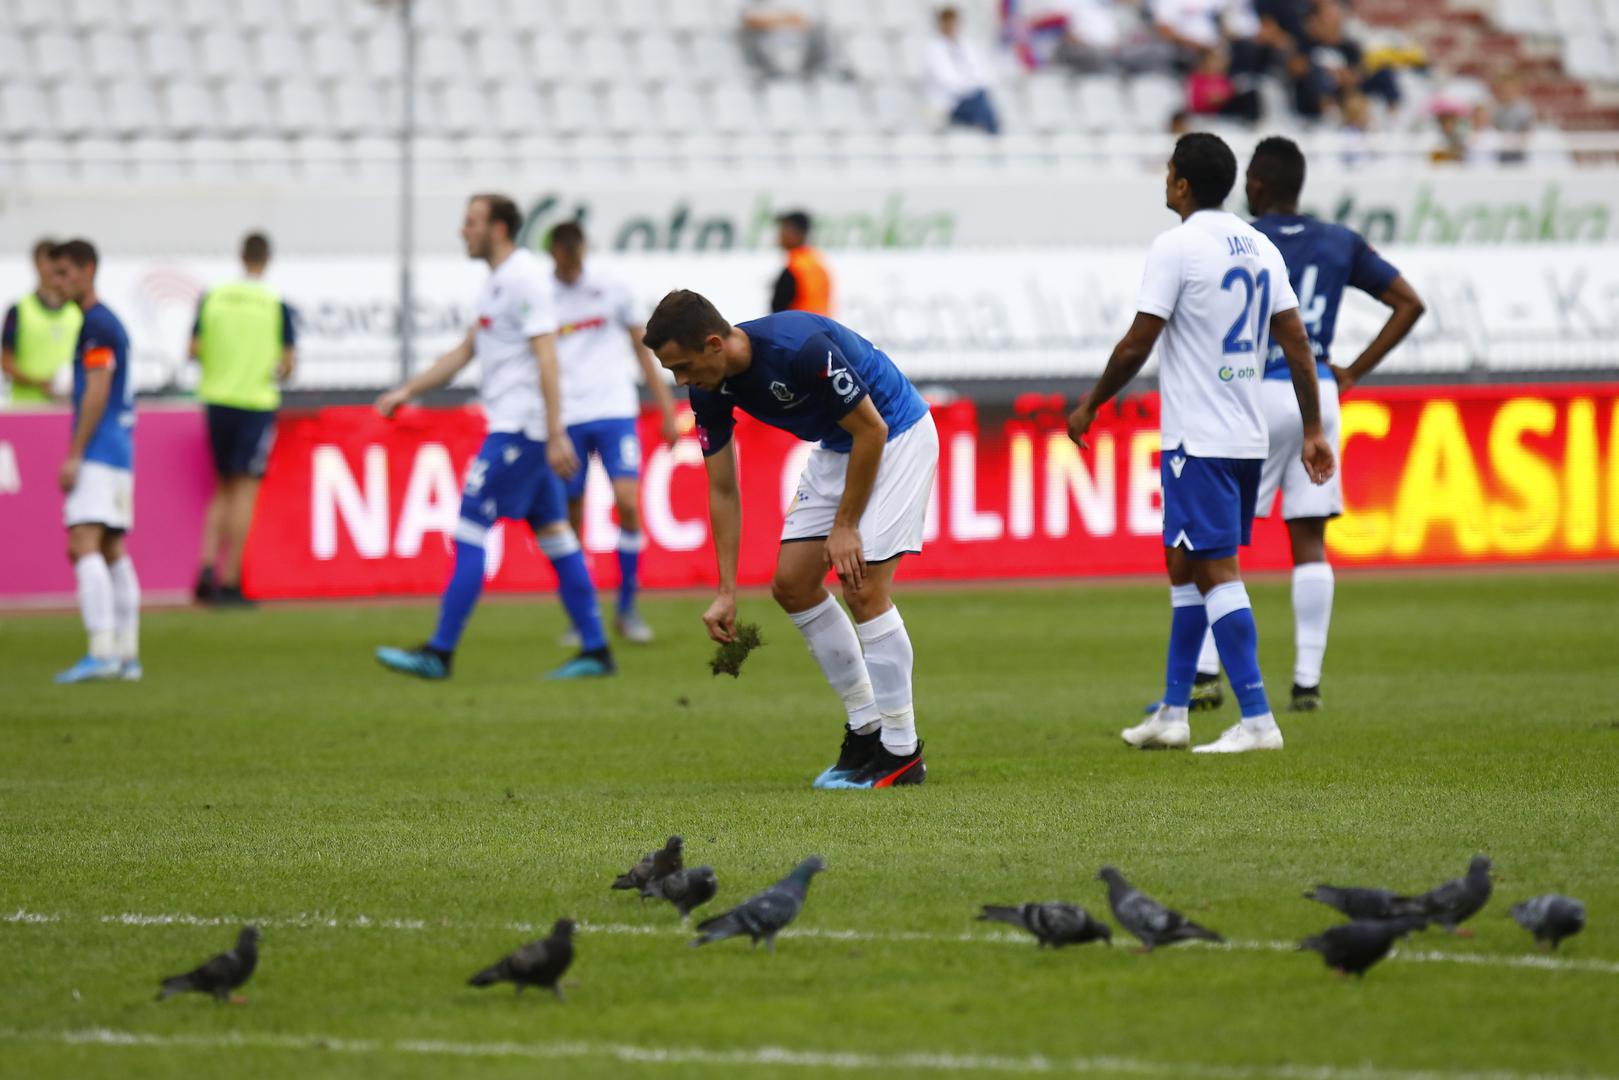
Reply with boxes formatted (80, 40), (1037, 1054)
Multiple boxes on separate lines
(277, 302), (298, 382)
(1067, 313), (1165, 448)
(530, 331), (579, 479)
(59, 358), (112, 492)
(630, 324), (680, 447)
(187, 298), (203, 362)
(770, 269), (796, 314)
(701, 439), (743, 644)
(374, 328), (476, 417)
(1, 307), (46, 390)
(829, 398), (887, 590)
(1271, 307), (1335, 484)
(1335, 276), (1424, 393)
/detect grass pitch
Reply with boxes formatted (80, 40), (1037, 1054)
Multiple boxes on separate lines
(2, 571), (1617, 1079)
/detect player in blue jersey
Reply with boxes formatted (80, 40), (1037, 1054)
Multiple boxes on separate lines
(51, 240), (143, 684)
(1170, 136), (1426, 713)
(643, 291), (939, 788)
(1070, 134), (1334, 754)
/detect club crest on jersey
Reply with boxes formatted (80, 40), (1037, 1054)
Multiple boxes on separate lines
(770, 380), (795, 403)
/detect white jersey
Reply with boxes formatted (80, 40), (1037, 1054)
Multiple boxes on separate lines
(554, 268), (643, 426)
(474, 248), (559, 439)
(1137, 209), (1299, 459)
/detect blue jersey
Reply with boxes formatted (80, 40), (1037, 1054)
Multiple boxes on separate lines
(71, 302), (135, 469)
(1253, 214), (1400, 380)
(690, 311), (928, 456)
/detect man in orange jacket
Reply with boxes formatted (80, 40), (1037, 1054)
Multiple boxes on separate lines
(770, 210), (833, 315)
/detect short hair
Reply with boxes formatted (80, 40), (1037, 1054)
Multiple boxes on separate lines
(472, 193), (523, 242)
(1248, 135), (1307, 205)
(777, 210), (811, 235)
(50, 239), (98, 267)
(643, 290), (731, 353)
(548, 220), (585, 252)
(1170, 132), (1237, 210)
(32, 237), (58, 260)
(241, 231), (271, 265)
(937, 5), (959, 19)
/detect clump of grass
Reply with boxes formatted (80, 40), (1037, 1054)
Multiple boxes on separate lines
(709, 623), (764, 678)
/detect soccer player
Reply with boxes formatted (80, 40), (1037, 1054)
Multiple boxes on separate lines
(643, 291), (938, 788)
(190, 231), (298, 607)
(1067, 133), (1334, 754)
(548, 221), (678, 645)
(50, 240), (142, 684)
(1172, 135), (1426, 712)
(373, 194), (613, 681)
(3, 238), (81, 407)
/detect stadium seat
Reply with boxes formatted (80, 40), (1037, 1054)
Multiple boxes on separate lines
(142, 28), (192, 83)
(289, 135), (349, 180)
(869, 80), (921, 133)
(310, 29), (358, 83)
(434, 84), (489, 137)
(15, 0), (69, 32)
(818, 80), (871, 134)
(1494, 0), (1553, 33)
(220, 80), (275, 137)
(579, 31), (636, 85)
(234, 0), (292, 33)
(471, 31), (528, 85)
(199, 28), (254, 83)
(85, 29), (138, 79)
(1549, 0), (1601, 28)
(493, 83), (548, 137)
(631, 31), (686, 84)
(11, 138), (77, 182)
(121, 0), (178, 33)
(256, 30), (304, 82)
(1024, 75), (1078, 134)
(763, 81), (816, 134)
(664, 0), (725, 32)
(417, 34), (471, 86)
(333, 80), (390, 137)
(558, 0), (618, 33)
(1131, 74), (1185, 132)
(106, 77), (163, 137)
(272, 81), (334, 138)
(603, 83), (655, 135)
(288, 0), (336, 32)
(529, 29), (573, 80)
(365, 25), (406, 83)
(1563, 33), (1617, 78)
(185, 137), (242, 182)
(654, 83), (705, 130)
(126, 136), (187, 180)
(453, 0), (515, 27)
(237, 137), (301, 182)
(0, 84), (51, 138)
(0, 33), (33, 84)
(174, 0), (223, 32)
(162, 80), (217, 136)
(707, 80), (762, 136)
(1075, 77), (1129, 132)
(28, 31), (78, 85)
(64, 0), (121, 31)
(845, 33), (897, 82)
(550, 84), (603, 134)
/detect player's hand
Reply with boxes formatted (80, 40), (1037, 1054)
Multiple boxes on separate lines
(1330, 364), (1357, 395)
(374, 388), (409, 418)
(825, 524), (867, 591)
(547, 436), (580, 480)
(58, 455), (81, 493)
(1301, 429), (1336, 485)
(660, 412), (680, 449)
(1066, 401), (1096, 449)
(702, 593), (738, 644)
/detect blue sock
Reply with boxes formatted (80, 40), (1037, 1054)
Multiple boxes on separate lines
(616, 531), (642, 615)
(538, 529), (607, 652)
(1206, 581), (1271, 720)
(429, 539), (486, 654)
(1164, 583), (1207, 709)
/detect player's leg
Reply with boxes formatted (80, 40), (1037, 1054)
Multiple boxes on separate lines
(1278, 377), (1341, 711)
(1123, 544), (1200, 748)
(216, 409), (274, 606)
(557, 423), (595, 649)
(58, 519), (119, 683)
(195, 405), (231, 603)
(528, 455), (613, 680)
(103, 528), (141, 680)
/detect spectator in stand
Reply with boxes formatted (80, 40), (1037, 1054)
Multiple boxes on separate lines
(771, 211), (834, 316)
(1186, 45), (1262, 121)
(1300, 0), (1401, 113)
(1054, 0), (1126, 72)
(926, 6), (1002, 135)
(1151, 0), (1260, 71)
(739, 0), (832, 80)
(1491, 73), (1535, 164)
(3, 239), (82, 408)
(1430, 104), (1472, 164)
(1339, 90), (1376, 166)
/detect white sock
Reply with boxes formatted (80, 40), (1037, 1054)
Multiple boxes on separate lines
(1196, 627), (1220, 677)
(75, 553), (116, 660)
(856, 606), (917, 756)
(1161, 704), (1189, 724)
(788, 594), (880, 733)
(110, 556), (141, 661)
(1292, 561), (1334, 689)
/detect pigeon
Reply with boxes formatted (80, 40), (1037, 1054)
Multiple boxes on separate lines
(468, 918), (576, 1000)
(612, 835), (683, 896)
(1415, 855), (1493, 935)
(647, 864), (719, 922)
(156, 926), (260, 1002)
(1509, 894), (1586, 951)
(1299, 916), (1428, 977)
(1097, 866), (1223, 952)
(1304, 885), (1428, 921)
(691, 855), (825, 953)
(978, 902), (1112, 948)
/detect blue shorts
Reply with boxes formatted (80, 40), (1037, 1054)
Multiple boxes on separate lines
(206, 404), (276, 479)
(562, 417), (641, 500)
(456, 432), (567, 543)
(1161, 449), (1262, 560)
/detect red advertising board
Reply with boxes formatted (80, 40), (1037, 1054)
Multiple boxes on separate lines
(240, 384), (1618, 600)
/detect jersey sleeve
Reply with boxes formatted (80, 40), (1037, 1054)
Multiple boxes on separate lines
(770, 267), (796, 313)
(281, 302), (298, 347)
(1135, 231), (1185, 319)
(1, 305), (17, 349)
(1348, 232), (1401, 298)
(690, 388), (737, 457)
(613, 282), (642, 329)
(515, 269), (559, 338)
(1265, 239), (1300, 315)
(795, 333), (870, 424)
(80, 312), (121, 371)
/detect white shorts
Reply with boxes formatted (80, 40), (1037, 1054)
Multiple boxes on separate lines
(63, 460), (135, 531)
(781, 413), (939, 562)
(1257, 376), (1342, 520)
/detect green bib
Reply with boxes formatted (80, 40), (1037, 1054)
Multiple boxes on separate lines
(195, 279), (285, 411)
(9, 293), (82, 405)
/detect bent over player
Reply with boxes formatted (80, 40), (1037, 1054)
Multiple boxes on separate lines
(1068, 133), (1333, 754)
(643, 292), (939, 788)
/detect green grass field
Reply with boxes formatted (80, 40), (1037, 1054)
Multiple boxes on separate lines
(2, 571), (1617, 1080)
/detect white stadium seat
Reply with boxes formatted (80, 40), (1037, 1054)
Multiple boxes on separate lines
(175, 0), (223, 32)
(578, 31), (635, 84)
(30, 31), (79, 84)
(603, 83), (655, 135)
(631, 31), (686, 83)
(199, 28), (254, 83)
(53, 83), (109, 138)
(763, 81), (815, 134)
(434, 83), (488, 137)
(66, 0), (125, 31)
(105, 77), (163, 137)
(472, 31), (528, 84)
(416, 34), (472, 85)
(142, 29), (192, 82)
(818, 80), (869, 134)
(365, 26), (407, 83)
(272, 80), (333, 137)
(528, 30), (573, 81)
(1131, 74), (1185, 131)
(310, 29), (358, 82)
(1549, 0), (1601, 28)
(15, 0), (67, 31)
(1494, 0), (1553, 33)
(1563, 33), (1617, 79)
(0, 35), (32, 84)
(124, 0), (180, 33)
(333, 80), (389, 137)
(162, 80), (216, 135)
(706, 80), (761, 136)
(869, 81), (921, 133)
(549, 83), (602, 134)
(454, 0), (516, 27)
(86, 29), (140, 77)
(235, 0), (292, 33)
(220, 80), (275, 137)
(1076, 76), (1129, 132)
(558, 0), (618, 33)
(492, 82), (547, 136)
(654, 83), (704, 130)
(1025, 75), (1077, 133)
(256, 30), (304, 81)
(1, 84), (51, 137)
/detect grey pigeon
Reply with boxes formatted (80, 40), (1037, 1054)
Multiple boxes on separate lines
(1299, 916), (1427, 977)
(612, 835), (683, 896)
(468, 918), (575, 1000)
(1304, 885), (1427, 921)
(1097, 866), (1222, 952)
(979, 902), (1112, 948)
(647, 864), (719, 922)
(691, 855), (825, 953)
(156, 926), (260, 1002)
(1416, 855), (1493, 935)
(1509, 894), (1586, 951)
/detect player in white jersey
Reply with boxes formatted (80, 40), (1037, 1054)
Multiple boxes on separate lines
(1067, 133), (1334, 754)
(372, 194), (613, 681)
(548, 222), (679, 646)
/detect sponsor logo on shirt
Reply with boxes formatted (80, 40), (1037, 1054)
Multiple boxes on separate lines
(1219, 365), (1234, 382)
(826, 351), (858, 402)
(558, 316), (609, 337)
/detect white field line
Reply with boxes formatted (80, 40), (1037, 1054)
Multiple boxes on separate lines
(0, 1027), (1610, 1080)
(6, 908), (1618, 976)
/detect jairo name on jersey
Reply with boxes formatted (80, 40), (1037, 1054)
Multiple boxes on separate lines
(1227, 236), (1261, 257)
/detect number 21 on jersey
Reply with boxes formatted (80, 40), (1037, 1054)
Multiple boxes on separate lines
(1220, 267), (1271, 356)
